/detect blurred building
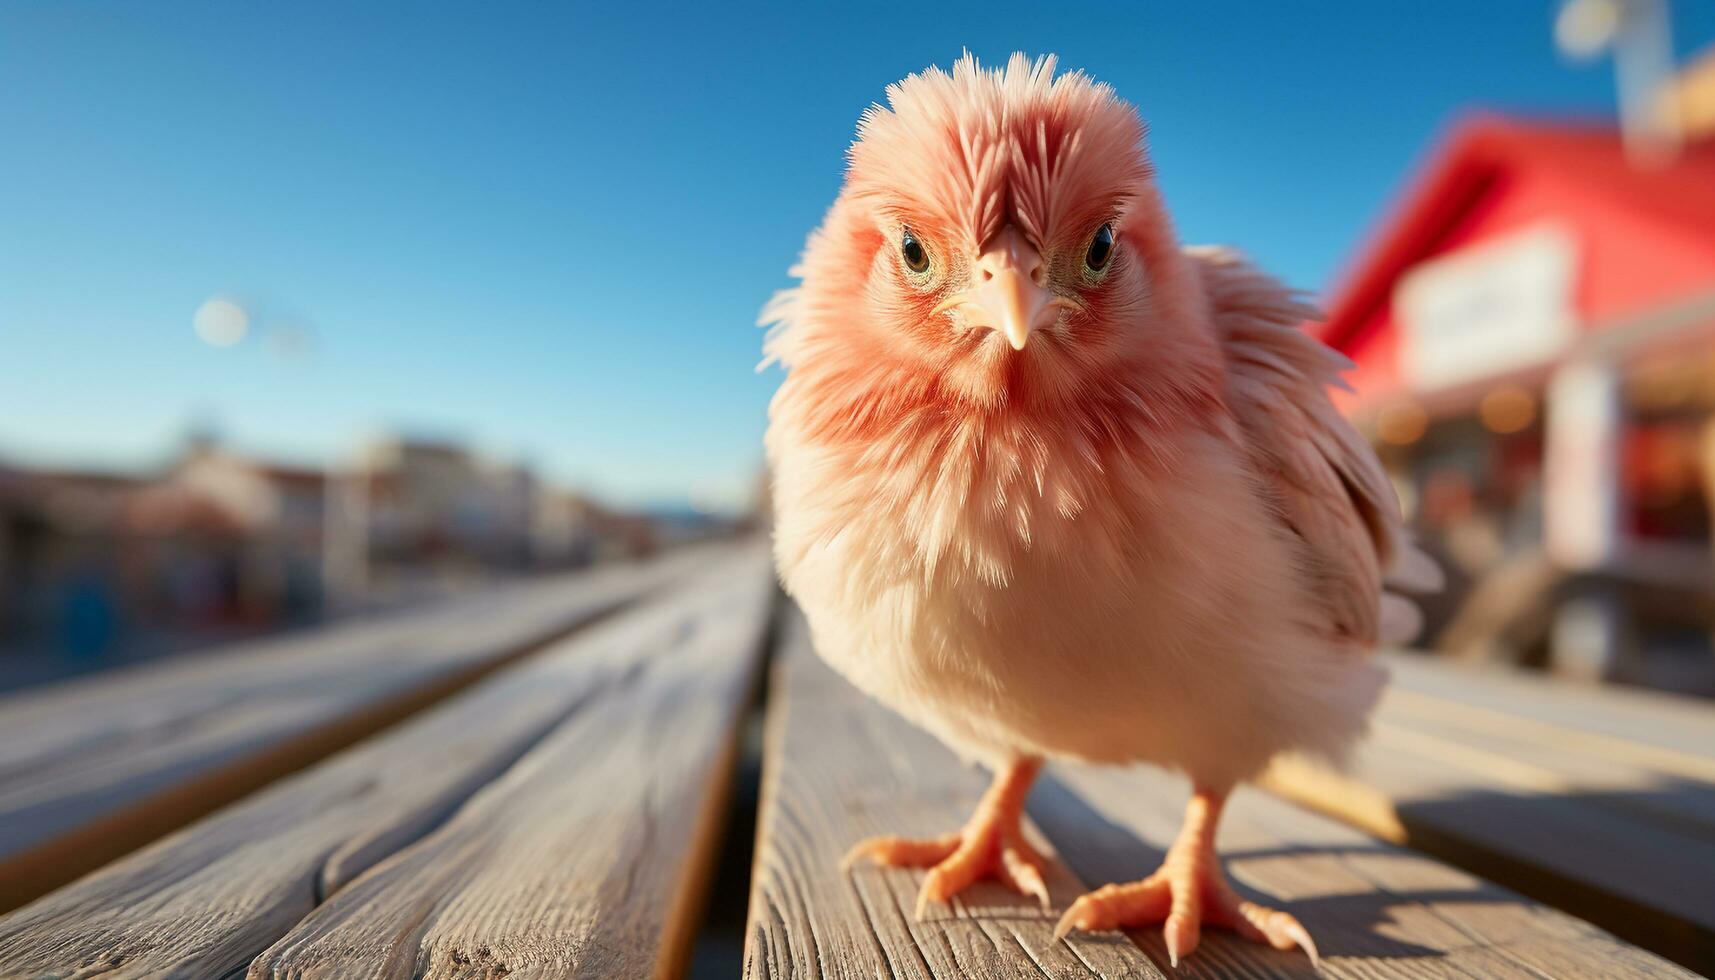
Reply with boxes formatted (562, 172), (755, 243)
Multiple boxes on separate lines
(1320, 112), (1715, 694)
(345, 438), (536, 571)
(531, 488), (599, 568)
(0, 465), (150, 658)
(321, 437), (657, 600)
(0, 433), (682, 672)
(166, 435), (329, 618)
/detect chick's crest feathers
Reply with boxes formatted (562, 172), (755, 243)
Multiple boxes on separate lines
(1193, 246), (1438, 647)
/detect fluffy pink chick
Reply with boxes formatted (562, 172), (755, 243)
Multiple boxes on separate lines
(763, 53), (1433, 966)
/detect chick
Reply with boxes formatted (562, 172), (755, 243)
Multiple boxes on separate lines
(763, 53), (1433, 966)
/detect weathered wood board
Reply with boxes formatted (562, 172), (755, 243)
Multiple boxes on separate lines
(242, 555), (774, 979)
(749, 607), (1697, 979)
(0, 547), (772, 979)
(1383, 652), (1715, 764)
(0, 542), (730, 912)
(1263, 651), (1715, 973)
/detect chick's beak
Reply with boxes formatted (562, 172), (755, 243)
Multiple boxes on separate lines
(932, 228), (1073, 351)
(979, 266), (1049, 351)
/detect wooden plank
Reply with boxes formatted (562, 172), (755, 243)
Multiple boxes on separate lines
(0, 547), (772, 979)
(1262, 652), (1715, 973)
(749, 606), (1695, 979)
(0, 541), (733, 912)
(240, 555), (774, 979)
(1383, 651), (1715, 765)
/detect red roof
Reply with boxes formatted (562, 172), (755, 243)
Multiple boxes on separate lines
(1319, 116), (1715, 355)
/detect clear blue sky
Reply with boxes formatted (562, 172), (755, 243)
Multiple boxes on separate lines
(3, 2), (1712, 512)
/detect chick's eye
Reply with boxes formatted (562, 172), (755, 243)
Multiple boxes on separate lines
(900, 228), (930, 274)
(1085, 223), (1116, 274)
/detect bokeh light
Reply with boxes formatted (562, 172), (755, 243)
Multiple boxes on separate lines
(1376, 402), (1430, 446)
(1479, 385), (1538, 433)
(193, 297), (250, 348)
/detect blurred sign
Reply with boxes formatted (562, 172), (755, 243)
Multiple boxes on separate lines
(1396, 224), (1579, 391)
(1544, 360), (1621, 570)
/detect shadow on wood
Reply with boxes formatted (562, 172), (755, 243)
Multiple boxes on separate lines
(1391, 784), (1715, 974)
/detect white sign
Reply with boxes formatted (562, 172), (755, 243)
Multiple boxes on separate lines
(1543, 360), (1620, 570)
(1396, 224), (1579, 391)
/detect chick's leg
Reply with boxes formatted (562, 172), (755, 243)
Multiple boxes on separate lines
(1053, 787), (1317, 967)
(843, 756), (1050, 917)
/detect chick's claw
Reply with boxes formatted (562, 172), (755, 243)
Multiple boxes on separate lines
(844, 820), (1052, 917)
(839, 833), (959, 872)
(841, 758), (1051, 917)
(1052, 878), (1173, 940)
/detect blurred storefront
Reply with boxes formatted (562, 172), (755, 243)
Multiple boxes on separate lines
(1320, 110), (1715, 694)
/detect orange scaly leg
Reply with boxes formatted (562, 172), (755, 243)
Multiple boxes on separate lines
(843, 756), (1051, 917)
(1053, 787), (1318, 968)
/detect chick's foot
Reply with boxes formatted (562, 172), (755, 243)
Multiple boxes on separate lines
(1053, 788), (1318, 968)
(842, 756), (1049, 917)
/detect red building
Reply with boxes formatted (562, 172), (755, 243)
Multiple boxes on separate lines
(1319, 116), (1715, 693)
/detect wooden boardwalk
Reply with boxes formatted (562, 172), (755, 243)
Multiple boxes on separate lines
(1263, 651), (1715, 973)
(0, 541), (1706, 978)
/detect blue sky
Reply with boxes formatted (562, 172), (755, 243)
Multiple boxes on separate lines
(3, 2), (1712, 512)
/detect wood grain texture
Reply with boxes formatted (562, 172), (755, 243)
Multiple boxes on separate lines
(750, 606), (1696, 979)
(242, 556), (774, 979)
(0, 543), (730, 912)
(1263, 651), (1715, 973)
(0, 546), (771, 980)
